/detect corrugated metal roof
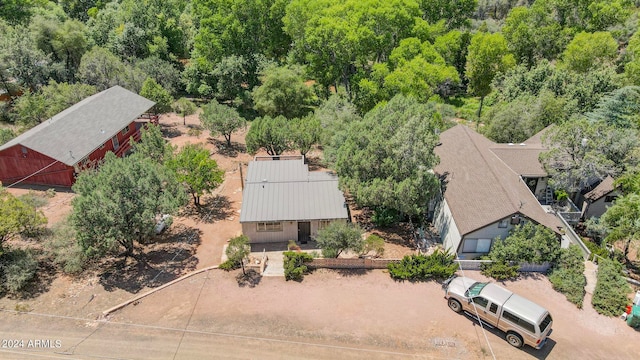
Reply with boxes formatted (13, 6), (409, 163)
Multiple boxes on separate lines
(0, 86), (155, 165)
(434, 125), (563, 236)
(240, 159), (348, 222)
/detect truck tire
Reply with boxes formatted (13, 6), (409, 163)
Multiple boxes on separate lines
(448, 298), (462, 313)
(506, 332), (523, 348)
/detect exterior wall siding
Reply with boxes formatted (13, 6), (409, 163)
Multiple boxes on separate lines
(433, 199), (462, 255)
(0, 121), (141, 187)
(243, 218), (347, 243)
(0, 145), (74, 186)
(583, 191), (620, 220)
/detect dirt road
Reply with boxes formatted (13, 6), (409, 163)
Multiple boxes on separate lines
(2, 269), (638, 360)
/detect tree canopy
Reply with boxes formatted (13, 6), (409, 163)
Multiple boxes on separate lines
(200, 100), (245, 146)
(71, 152), (187, 257)
(330, 95), (444, 216)
(166, 143), (224, 206)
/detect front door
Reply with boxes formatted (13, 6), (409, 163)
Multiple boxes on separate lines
(298, 222), (310, 244)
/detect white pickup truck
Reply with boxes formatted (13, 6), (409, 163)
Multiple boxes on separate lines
(444, 276), (553, 349)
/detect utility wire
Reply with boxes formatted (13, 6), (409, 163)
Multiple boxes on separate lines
(5, 160), (60, 188)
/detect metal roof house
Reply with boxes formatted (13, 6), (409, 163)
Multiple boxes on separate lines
(240, 156), (350, 243)
(433, 125), (564, 259)
(0, 86), (155, 187)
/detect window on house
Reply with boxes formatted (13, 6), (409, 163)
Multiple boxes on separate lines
(21, 146), (28, 156)
(257, 222), (282, 232)
(121, 125), (130, 136)
(498, 220), (508, 228)
(112, 136), (119, 150)
(604, 195), (618, 203)
(462, 238), (492, 253)
(318, 220), (331, 230)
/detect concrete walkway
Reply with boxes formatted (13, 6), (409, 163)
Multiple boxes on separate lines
(584, 260), (598, 294)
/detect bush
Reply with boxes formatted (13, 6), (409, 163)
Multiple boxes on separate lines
(387, 249), (458, 281)
(0, 249), (38, 294)
(362, 234), (385, 258)
(315, 222), (364, 258)
(45, 220), (86, 274)
(548, 246), (586, 308)
(480, 261), (519, 280)
(219, 259), (238, 271)
(283, 251), (313, 281)
(18, 191), (49, 209)
(584, 239), (610, 261)
(371, 208), (401, 227)
(592, 259), (631, 316)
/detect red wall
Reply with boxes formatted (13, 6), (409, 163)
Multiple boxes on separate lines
(0, 121), (141, 187)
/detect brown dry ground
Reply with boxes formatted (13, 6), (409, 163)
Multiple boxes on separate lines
(0, 113), (638, 359)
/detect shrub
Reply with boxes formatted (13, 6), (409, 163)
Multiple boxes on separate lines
(592, 259), (631, 316)
(18, 191), (49, 208)
(0, 249), (38, 294)
(371, 208), (401, 227)
(45, 220), (86, 274)
(548, 246), (586, 308)
(387, 249), (458, 281)
(480, 261), (519, 280)
(315, 222), (364, 258)
(584, 239), (610, 261)
(219, 259), (238, 271)
(226, 235), (250, 274)
(283, 251), (313, 281)
(362, 234), (385, 258)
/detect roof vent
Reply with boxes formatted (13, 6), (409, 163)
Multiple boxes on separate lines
(508, 143), (514, 146)
(519, 143), (526, 146)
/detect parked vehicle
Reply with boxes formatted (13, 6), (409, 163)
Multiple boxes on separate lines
(443, 276), (553, 349)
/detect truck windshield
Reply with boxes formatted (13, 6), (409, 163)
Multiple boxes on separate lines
(465, 282), (488, 297)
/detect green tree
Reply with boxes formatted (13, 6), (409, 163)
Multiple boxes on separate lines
(488, 223), (561, 265)
(591, 259), (631, 316)
(561, 31), (618, 73)
(540, 119), (632, 194)
(0, 186), (47, 253)
(290, 115), (321, 156)
(77, 47), (147, 92)
(200, 100), (246, 146)
(586, 86), (640, 129)
(315, 221), (364, 258)
(12, 90), (47, 129)
(548, 245), (587, 308)
(245, 115), (291, 156)
(131, 124), (174, 164)
(140, 78), (173, 114)
(71, 152), (187, 257)
(0, 21), (53, 90)
(330, 95), (443, 216)
(167, 143), (224, 206)
(418, 0), (476, 29)
(0, 0), (46, 24)
(600, 194), (640, 261)
(225, 235), (250, 275)
(0, 129), (15, 146)
(252, 65), (314, 119)
(465, 32), (515, 121)
(135, 56), (183, 96)
(173, 98), (198, 126)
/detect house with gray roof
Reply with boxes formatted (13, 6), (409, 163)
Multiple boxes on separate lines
(433, 125), (565, 259)
(240, 156), (350, 244)
(0, 86), (155, 187)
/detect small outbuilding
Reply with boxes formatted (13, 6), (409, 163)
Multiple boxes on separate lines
(0, 86), (155, 187)
(239, 156), (349, 244)
(580, 176), (620, 220)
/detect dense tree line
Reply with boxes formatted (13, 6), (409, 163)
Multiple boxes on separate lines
(2, 0), (640, 272)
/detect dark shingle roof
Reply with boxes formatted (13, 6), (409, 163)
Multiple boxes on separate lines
(434, 125), (563, 236)
(0, 86), (154, 165)
(240, 158), (349, 222)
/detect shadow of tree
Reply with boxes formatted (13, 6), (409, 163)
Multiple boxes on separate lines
(333, 268), (371, 277)
(236, 269), (262, 288)
(180, 195), (234, 223)
(306, 155), (326, 171)
(208, 138), (246, 158)
(98, 225), (201, 293)
(161, 124), (182, 138)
